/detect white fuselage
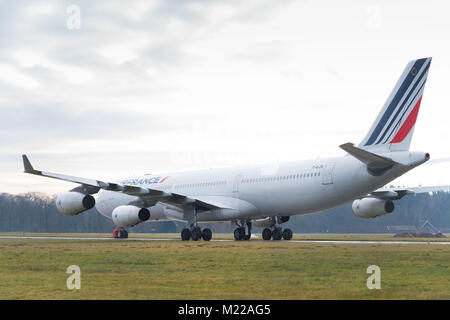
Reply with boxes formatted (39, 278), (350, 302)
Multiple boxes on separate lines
(95, 151), (428, 223)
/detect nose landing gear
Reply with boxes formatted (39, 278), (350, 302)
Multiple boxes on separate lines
(180, 204), (213, 241)
(233, 220), (252, 241)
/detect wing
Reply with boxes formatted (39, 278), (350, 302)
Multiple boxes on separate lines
(22, 154), (224, 210)
(368, 185), (450, 200)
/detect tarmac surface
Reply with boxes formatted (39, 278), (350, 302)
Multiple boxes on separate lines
(1, 235), (450, 245)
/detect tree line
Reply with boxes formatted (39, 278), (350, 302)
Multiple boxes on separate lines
(0, 191), (449, 234)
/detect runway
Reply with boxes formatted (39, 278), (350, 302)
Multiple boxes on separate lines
(1, 235), (450, 245)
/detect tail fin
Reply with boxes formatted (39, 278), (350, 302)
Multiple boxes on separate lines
(359, 57), (432, 152)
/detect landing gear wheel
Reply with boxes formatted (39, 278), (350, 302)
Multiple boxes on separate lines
(191, 227), (202, 241)
(272, 228), (282, 240)
(202, 228), (212, 241)
(282, 228), (293, 240)
(181, 228), (191, 241)
(116, 228), (128, 239)
(243, 234), (251, 240)
(234, 227), (245, 241)
(262, 228), (272, 241)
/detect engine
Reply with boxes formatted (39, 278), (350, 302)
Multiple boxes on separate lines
(56, 191), (95, 216)
(352, 198), (394, 219)
(112, 205), (150, 227)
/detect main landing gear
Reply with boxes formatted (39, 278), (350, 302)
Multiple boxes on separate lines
(262, 227), (292, 241)
(234, 220), (252, 241)
(181, 227), (213, 241)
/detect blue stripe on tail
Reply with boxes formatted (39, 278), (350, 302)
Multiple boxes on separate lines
(374, 61), (430, 144)
(382, 79), (426, 143)
(365, 58), (427, 146)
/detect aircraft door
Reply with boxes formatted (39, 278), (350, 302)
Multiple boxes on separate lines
(322, 162), (335, 185)
(233, 174), (242, 197)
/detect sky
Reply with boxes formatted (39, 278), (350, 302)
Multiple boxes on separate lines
(2, 0), (450, 194)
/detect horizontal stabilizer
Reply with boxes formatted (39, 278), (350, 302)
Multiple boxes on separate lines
(340, 143), (399, 173)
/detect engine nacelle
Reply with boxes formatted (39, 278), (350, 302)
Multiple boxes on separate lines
(56, 192), (96, 216)
(352, 198), (394, 219)
(112, 205), (150, 227)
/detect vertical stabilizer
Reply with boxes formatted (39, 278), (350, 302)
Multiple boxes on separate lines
(359, 57), (431, 152)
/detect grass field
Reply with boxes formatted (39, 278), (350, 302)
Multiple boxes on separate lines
(0, 234), (449, 299)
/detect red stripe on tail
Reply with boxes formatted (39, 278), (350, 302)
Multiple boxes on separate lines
(390, 96), (422, 144)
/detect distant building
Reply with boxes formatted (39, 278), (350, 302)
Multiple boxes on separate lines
(386, 225), (416, 232)
(388, 220), (441, 234)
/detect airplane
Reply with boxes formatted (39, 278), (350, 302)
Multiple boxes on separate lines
(22, 57), (447, 241)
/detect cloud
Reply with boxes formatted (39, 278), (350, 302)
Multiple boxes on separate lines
(0, 64), (40, 88)
(2, 0), (450, 194)
(0, 103), (197, 156)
